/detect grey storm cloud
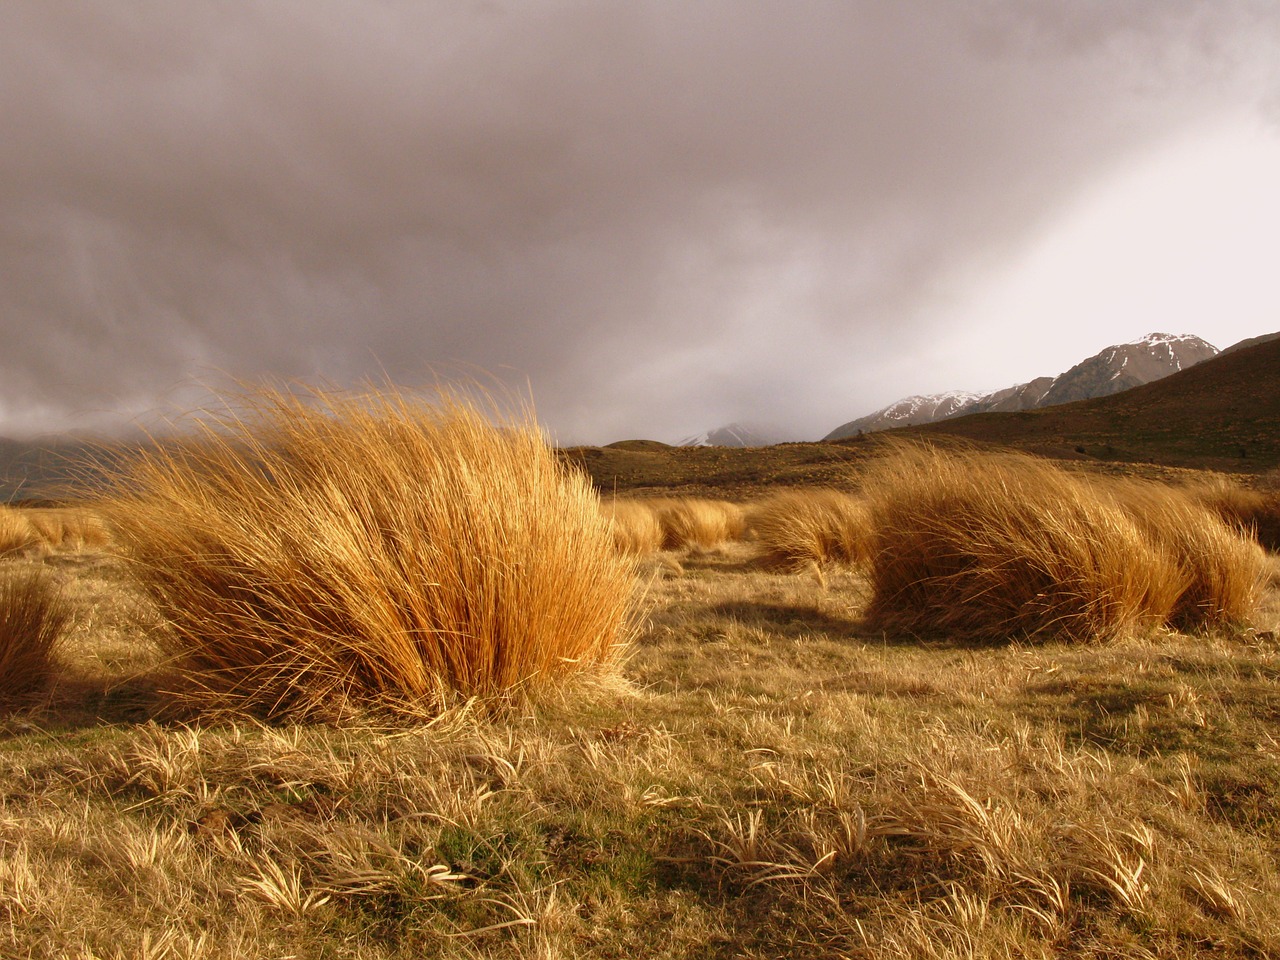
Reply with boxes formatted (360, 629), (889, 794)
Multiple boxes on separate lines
(2, 1), (1277, 441)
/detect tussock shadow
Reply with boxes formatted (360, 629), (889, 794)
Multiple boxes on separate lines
(707, 600), (858, 640)
(0, 670), (180, 737)
(707, 600), (995, 650)
(674, 548), (763, 576)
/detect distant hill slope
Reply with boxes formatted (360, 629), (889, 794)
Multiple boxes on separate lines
(0, 436), (88, 501)
(0, 435), (134, 502)
(825, 333), (1218, 439)
(863, 333), (1280, 471)
(1220, 331), (1280, 356)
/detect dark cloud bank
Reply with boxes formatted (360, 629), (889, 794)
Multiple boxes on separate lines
(2, 2), (1277, 442)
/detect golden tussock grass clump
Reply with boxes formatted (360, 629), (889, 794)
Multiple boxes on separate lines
(22, 508), (112, 552)
(1187, 476), (1280, 553)
(650, 498), (745, 550)
(600, 498), (664, 556)
(860, 444), (1186, 643)
(1107, 480), (1265, 630)
(102, 386), (636, 720)
(745, 488), (872, 571)
(0, 506), (41, 557)
(0, 569), (70, 704)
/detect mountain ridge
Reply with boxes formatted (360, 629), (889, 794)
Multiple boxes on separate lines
(857, 332), (1280, 471)
(824, 332), (1218, 440)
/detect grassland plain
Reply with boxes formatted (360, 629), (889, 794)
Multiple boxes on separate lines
(2, 503), (1280, 957)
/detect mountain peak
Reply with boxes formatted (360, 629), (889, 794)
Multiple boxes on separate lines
(1129, 332), (1208, 347)
(824, 333), (1220, 441)
(680, 422), (785, 448)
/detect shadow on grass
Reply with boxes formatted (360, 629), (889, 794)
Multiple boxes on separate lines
(0, 669), (180, 737)
(705, 600), (861, 641)
(705, 599), (1020, 652)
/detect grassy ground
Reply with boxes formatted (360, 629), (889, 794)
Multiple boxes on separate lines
(561, 438), (1263, 502)
(4, 532), (1280, 958)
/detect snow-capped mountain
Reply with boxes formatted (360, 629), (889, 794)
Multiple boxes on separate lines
(679, 422), (786, 448)
(820, 391), (983, 438)
(824, 333), (1219, 440)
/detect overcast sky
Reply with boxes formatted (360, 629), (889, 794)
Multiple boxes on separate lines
(3, 2), (1278, 444)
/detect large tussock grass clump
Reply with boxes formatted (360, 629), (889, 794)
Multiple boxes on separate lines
(600, 498), (664, 556)
(861, 445), (1187, 643)
(746, 488), (871, 571)
(650, 498), (745, 550)
(104, 387), (636, 720)
(1108, 480), (1265, 630)
(0, 506), (41, 557)
(0, 569), (70, 704)
(1189, 477), (1280, 553)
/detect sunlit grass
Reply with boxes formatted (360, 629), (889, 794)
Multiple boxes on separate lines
(860, 444), (1187, 642)
(101, 385), (637, 720)
(0, 505), (40, 558)
(745, 487), (871, 571)
(600, 497), (664, 556)
(649, 497), (746, 551)
(3, 438), (1280, 957)
(0, 568), (70, 705)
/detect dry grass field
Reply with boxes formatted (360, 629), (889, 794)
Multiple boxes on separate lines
(4, 428), (1280, 959)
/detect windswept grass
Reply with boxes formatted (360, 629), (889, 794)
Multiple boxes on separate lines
(600, 498), (664, 556)
(22, 508), (111, 552)
(746, 488), (871, 571)
(2, 456), (1280, 957)
(1190, 476), (1280, 553)
(101, 386), (636, 720)
(0, 569), (70, 705)
(1108, 479), (1265, 630)
(860, 444), (1185, 643)
(601, 497), (747, 556)
(650, 497), (745, 551)
(0, 506), (40, 557)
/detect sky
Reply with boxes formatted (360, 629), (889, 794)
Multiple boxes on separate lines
(2, 1), (1279, 445)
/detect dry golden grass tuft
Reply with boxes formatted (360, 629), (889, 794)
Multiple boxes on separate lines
(0, 505), (41, 557)
(22, 507), (112, 552)
(649, 497), (745, 550)
(745, 488), (872, 571)
(860, 444), (1186, 643)
(1108, 479), (1265, 630)
(101, 385), (636, 720)
(1189, 476), (1280, 553)
(0, 568), (71, 704)
(599, 497), (663, 556)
